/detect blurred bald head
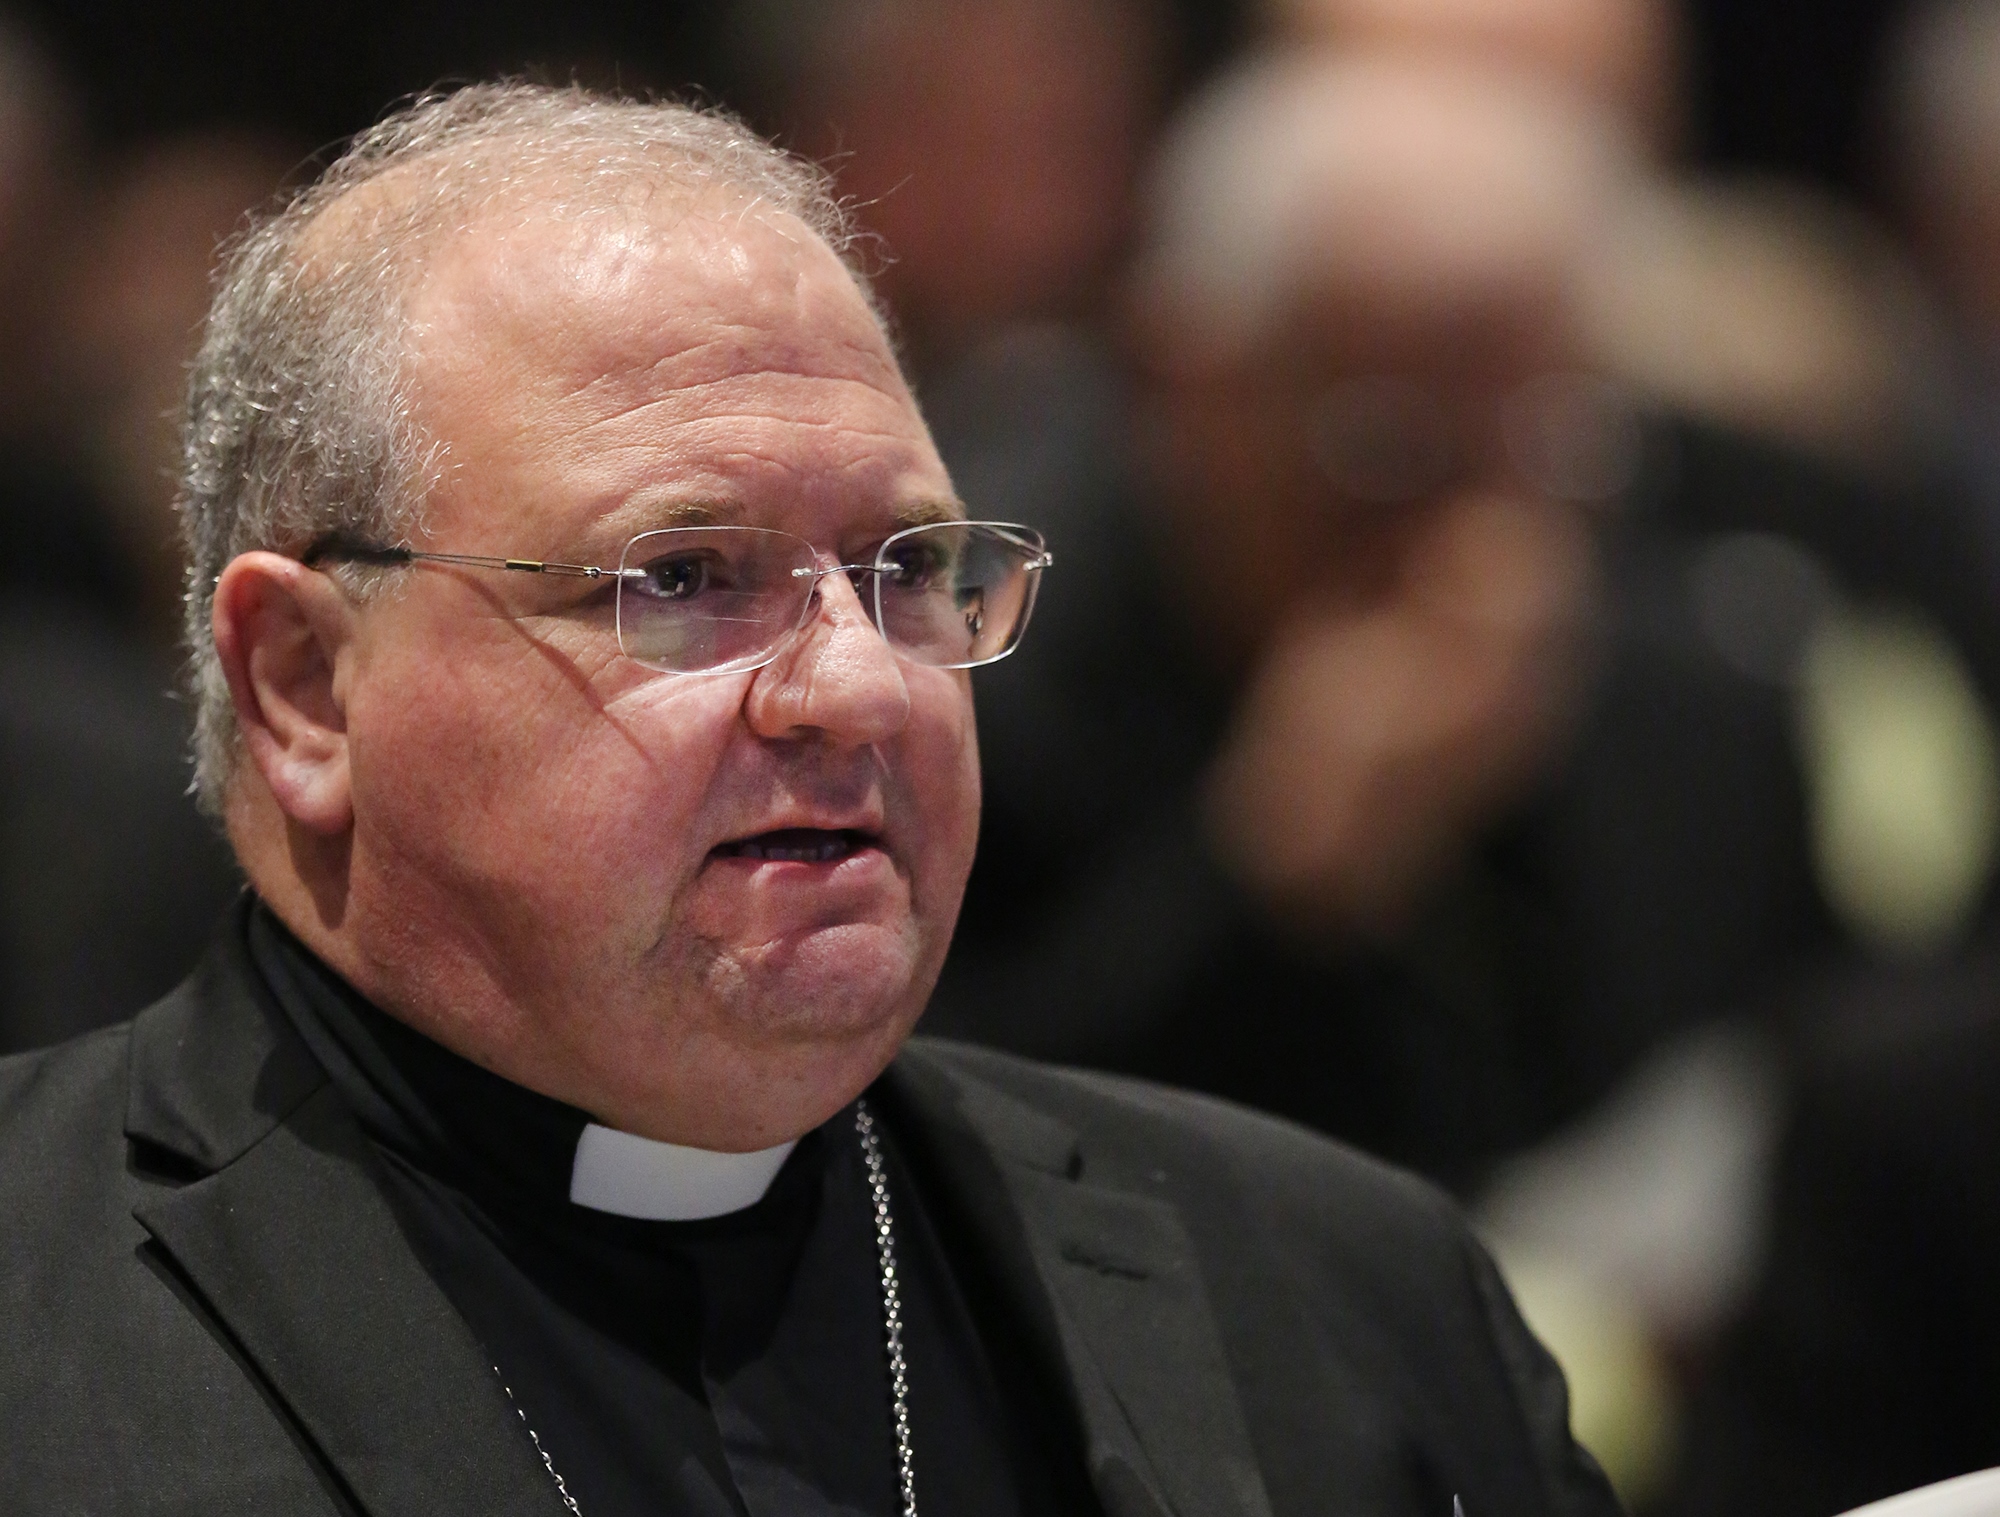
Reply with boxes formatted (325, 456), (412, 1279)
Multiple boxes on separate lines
(1127, 51), (1630, 673)
(1133, 51), (1635, 374)
(1265, 0), (1680, 147)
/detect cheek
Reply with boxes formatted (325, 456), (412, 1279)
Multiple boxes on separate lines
(346, 647), (534, 841)
(345, 634), (744, 908)
(897, 670), (982, 909)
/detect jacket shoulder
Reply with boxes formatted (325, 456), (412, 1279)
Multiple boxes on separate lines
(898, 1038), (1623, 1517)
(902, 1035), (1463, 1232)
(0, 1021), (135, 1178)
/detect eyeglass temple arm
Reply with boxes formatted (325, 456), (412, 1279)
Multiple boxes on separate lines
(304, 540), (628, 580)
(305, 530), (1053, 580)
(782, 541), (1056, 583)
(408, 550), (614, 579)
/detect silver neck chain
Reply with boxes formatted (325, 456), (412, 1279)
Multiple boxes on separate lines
(855, 1099), (919, 1517)
(497, 1099), (918, 1517)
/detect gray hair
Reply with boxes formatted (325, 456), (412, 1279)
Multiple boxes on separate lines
(180, 82), (870, 814)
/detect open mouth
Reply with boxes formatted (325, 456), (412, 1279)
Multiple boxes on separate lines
(711, 828), (877, 864)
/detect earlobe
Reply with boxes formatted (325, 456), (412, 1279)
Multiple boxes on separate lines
(212, 552), (357, 835)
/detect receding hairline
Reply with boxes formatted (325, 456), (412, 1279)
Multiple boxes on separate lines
(179, 84), (891, 817)
(286, 133), (871, 323)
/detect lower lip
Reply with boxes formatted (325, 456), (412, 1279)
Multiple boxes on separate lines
(705, 844), (893, 881)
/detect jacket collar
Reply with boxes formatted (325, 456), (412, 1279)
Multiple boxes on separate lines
(122, 910), (1270, 1517)
(124, 905), (562, 1516)
(123, 895), (325, 1172)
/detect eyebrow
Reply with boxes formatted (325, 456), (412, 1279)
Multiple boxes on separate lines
(629, 497), (962, 529)
(602, 495), (965, 545)
(587, 497), (744, 547)
(891, 499), (968, 530)
(653, 499), (746, 528)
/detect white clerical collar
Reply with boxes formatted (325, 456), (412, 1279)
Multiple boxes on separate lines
(568, 1123), (798, 1221)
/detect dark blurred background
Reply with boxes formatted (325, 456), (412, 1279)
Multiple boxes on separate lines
(0, 1), (1928, 189)
(4, 1), (2000, 1513)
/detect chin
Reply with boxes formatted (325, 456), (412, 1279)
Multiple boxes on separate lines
(700, 920), (937, 1046)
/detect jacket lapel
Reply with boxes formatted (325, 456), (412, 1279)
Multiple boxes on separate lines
(125, 924), (561, 1517)
(886, 1045), (1275, 1517)
(126, 921), (1271, 1517)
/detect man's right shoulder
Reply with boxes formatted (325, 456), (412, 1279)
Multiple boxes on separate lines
(0, 959), (364, 1514)
(0, 1020), (139, 1192)
(0, 1016), (173, 1313)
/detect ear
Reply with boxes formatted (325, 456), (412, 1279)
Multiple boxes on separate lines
(211, 551), (358, 835)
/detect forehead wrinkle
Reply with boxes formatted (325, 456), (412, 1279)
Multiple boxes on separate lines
(619, 434), (943, 514)
(546, 375), (946, 517)
(559, 368), (926, 443)
(568, 319), (912, 416)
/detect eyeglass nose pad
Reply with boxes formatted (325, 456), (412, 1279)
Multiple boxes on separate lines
(800, 559), (874, 607)
(790, 562), (869, 647)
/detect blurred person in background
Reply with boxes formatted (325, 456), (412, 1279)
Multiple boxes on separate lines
(1882, 0), (2000, 638)
(0, 21), (241, 1054)
(732, 0), (1172, 369)
(1246, 6), (2000, 1505)
(929, 33), (1999, 1500)
(1138, 55), (1617, 951)
(1884, 0), (2000, 413)
(1639, 7), (2000, 1510)
(931, 46), (1756, 1187)
(1250, 4), (2000, 1502)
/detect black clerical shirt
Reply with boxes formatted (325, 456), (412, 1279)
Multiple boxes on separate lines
(246, 905), (1072, 1517)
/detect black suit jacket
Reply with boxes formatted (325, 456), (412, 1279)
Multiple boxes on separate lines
(0, 922), (1618, 1517)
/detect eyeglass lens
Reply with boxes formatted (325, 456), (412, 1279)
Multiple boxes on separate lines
(615, 522), (1046, 675)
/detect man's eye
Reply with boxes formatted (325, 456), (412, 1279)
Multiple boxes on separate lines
(881, 543), (950, 589)
(635, 553), (720, 600)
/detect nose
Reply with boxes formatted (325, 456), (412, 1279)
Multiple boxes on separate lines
(742, 564), (911, 746)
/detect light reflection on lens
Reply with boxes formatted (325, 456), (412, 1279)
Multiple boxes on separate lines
(614, 521), (1048, 674)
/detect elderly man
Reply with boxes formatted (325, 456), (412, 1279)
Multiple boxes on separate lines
(0, 85), (1617, 1517)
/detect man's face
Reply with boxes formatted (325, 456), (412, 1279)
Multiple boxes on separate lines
(327, 196), (980, 1147)
(1143, 283), (1577, 664)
